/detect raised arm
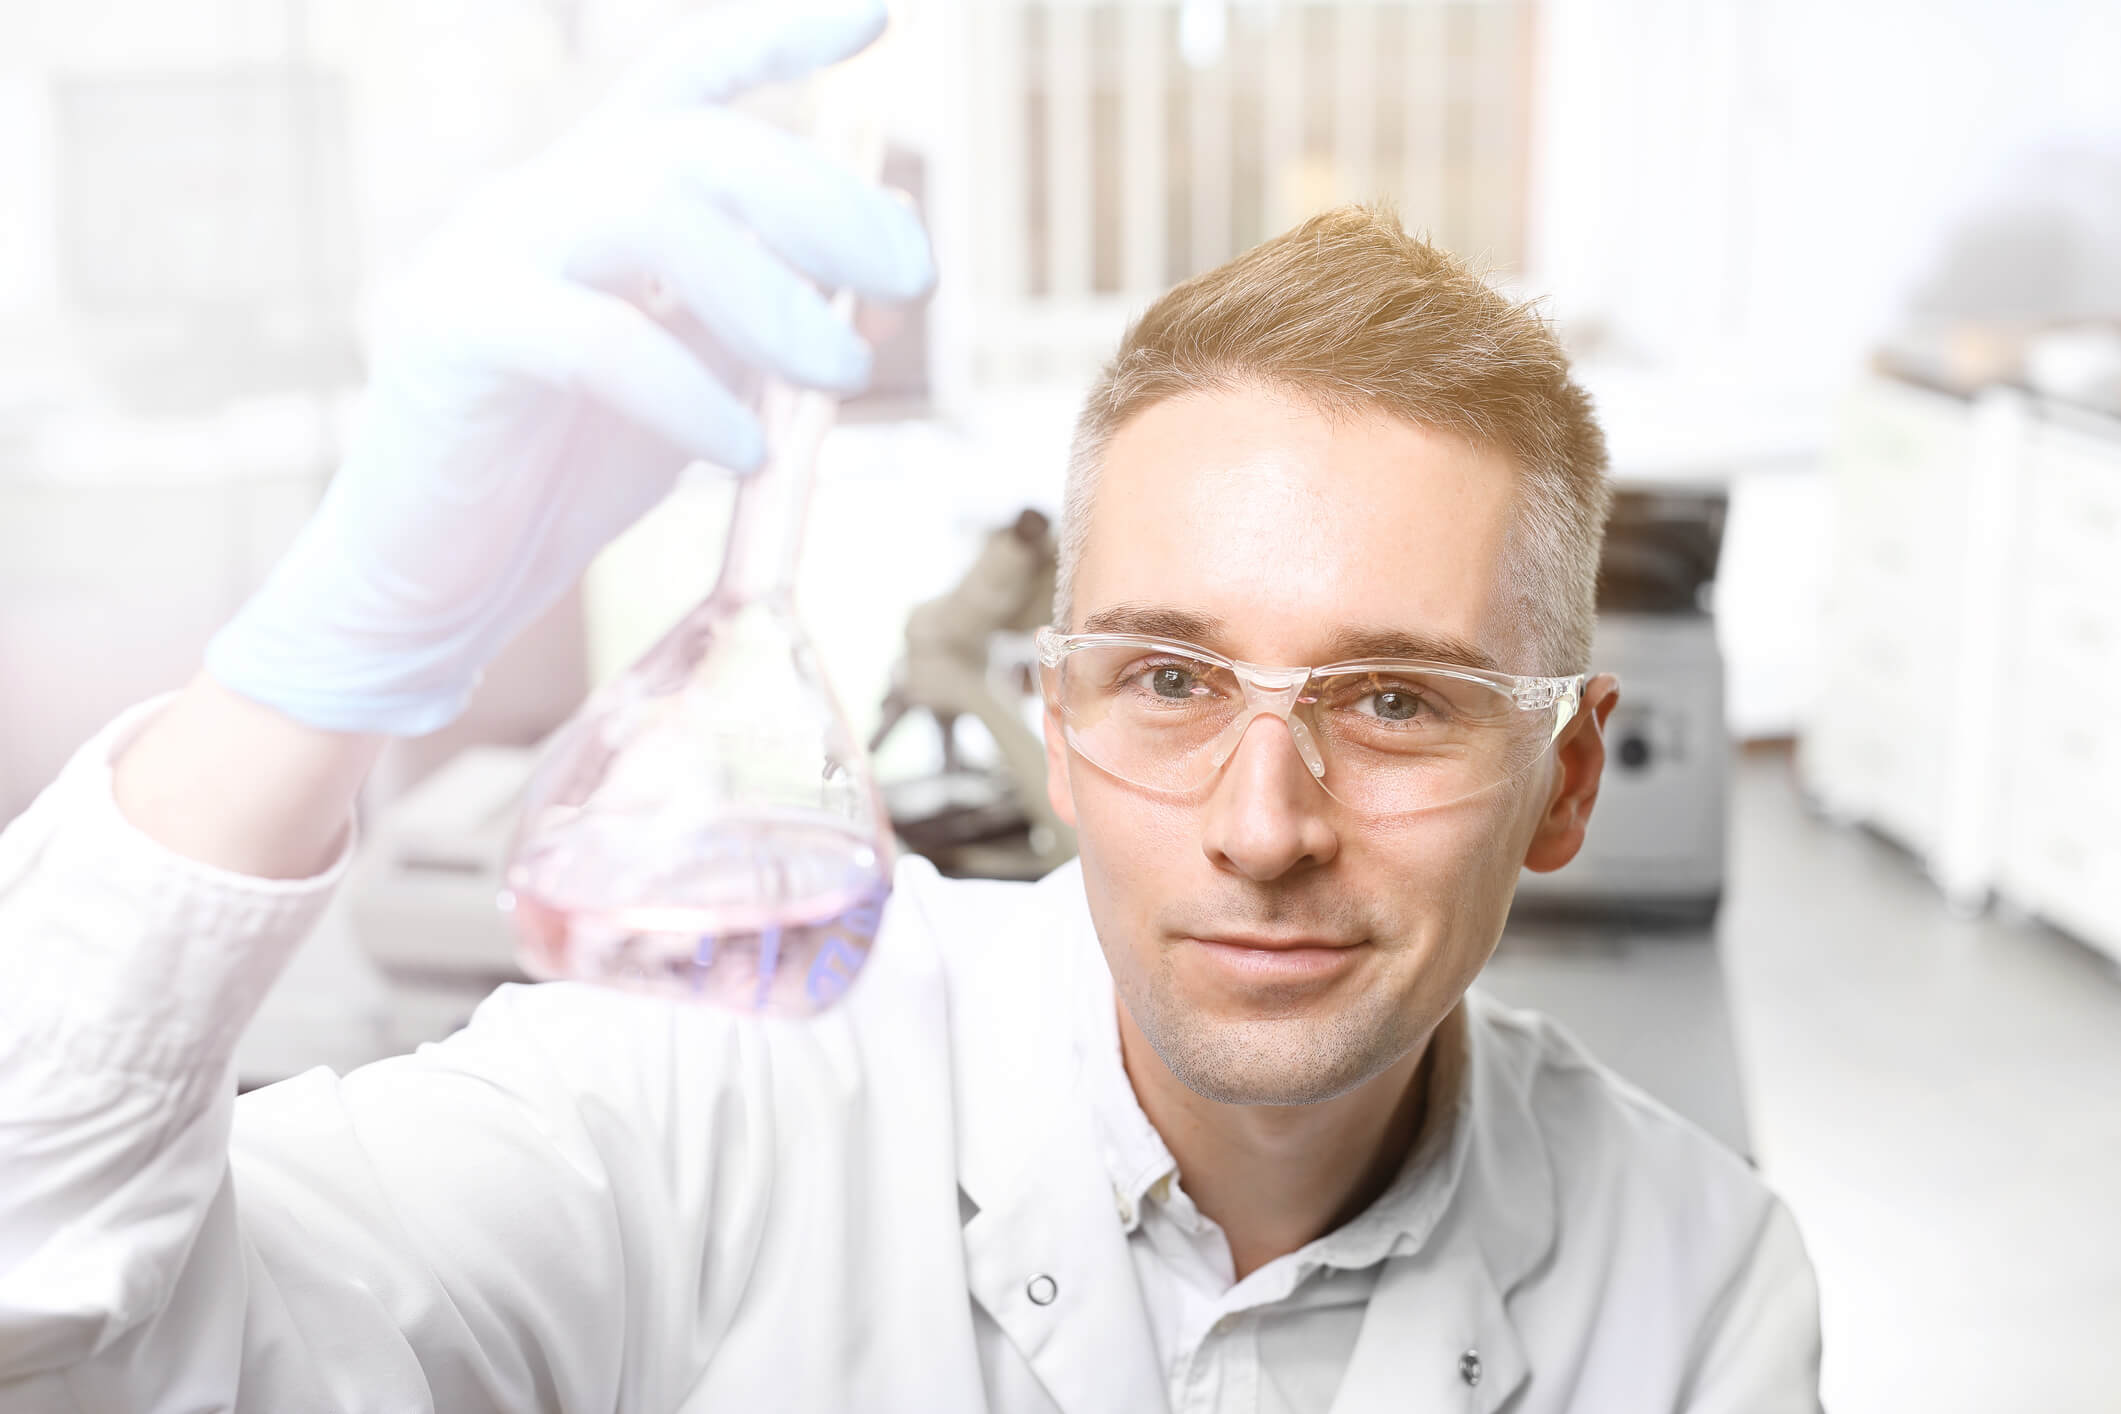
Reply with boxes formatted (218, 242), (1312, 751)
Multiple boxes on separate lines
(0, 3), (931, 1406)
(113, 673), (383, 880)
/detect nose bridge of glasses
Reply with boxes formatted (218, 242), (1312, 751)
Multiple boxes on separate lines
(1231, 659), (1311, 695)
(1225, 663), (1326, 779)
(1210, 695), (1329, 782)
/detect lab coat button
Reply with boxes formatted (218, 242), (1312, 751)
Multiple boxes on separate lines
(1459, 1349), (1483, 1386)
(1027, 1274), (1058, 1306)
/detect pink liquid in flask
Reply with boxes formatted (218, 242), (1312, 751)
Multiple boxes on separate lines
(509, 808), (886, 1014)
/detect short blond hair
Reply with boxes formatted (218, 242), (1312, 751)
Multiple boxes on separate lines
(1057, 204), (1609, 674)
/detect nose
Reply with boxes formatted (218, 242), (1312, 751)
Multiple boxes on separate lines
(1198, 713), (1340, 881)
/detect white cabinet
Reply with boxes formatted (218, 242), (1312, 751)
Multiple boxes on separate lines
(1802, 378), (1989, 885)
(1803, 375), (2121, 962)
(1993, 416), (2121, 957)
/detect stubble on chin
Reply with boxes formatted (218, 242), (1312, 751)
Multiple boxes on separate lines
(1117, 949), (1425, 1107)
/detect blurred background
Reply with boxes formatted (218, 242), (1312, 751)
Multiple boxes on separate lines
(2, 1), (2118, 1408)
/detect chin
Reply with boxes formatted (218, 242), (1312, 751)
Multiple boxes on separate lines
(1146, 1007), (1404, 1107)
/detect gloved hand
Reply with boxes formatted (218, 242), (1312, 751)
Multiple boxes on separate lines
(206, 0), (934, 737)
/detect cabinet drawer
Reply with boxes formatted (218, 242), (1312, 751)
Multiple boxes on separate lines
(1998, 812), (2121, 962)
(1829, 384), (1971, 547)
(1823, 715), (1949, 852)
(1834, 378), (1975, 483)
(2022, 426), (2121, 594)
(2015, 588), (2121, 703)
(1832, 456), (1965, 578)
(1803, 690), (1948, 841)
(2000, 714), (2120, 880)
(1834, 474), (1962, 570)
(1815, 601), (1960, 713)
(2005, 726), (2121, 824)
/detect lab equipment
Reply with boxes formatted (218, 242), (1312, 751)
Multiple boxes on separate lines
(1514, 487), (1730, 924)
(871, 508), (1075, 876)
(1035, 628), (1585, 815)
(500, 40), (899, 1016)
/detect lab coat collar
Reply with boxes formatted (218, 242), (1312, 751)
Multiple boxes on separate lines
(1330, 1238), (1531, 1412)
(951, 861), (1165, 1411)
(1322, 989), (1561, 1411)
(948, 859), (1105, 1212)
(947, 862), (1556, 1412)
(1451, 987), (1562, 1296)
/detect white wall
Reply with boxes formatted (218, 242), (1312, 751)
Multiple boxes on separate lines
(1530, 0), (2121, 379)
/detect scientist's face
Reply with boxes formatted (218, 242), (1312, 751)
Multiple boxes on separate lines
(1045, 384), (1614, 1106)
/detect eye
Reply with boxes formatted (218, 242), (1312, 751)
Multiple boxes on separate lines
(1359, 689), (1427, 722)
(1324, 675), (1450, 726)
(1107, 654), (1225, 706)
(1138, 663), (1203, 699)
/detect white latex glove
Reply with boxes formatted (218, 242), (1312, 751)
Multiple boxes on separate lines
(206, 0), (933, 737)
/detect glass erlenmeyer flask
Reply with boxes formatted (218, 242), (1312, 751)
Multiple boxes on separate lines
(501, 31), (900, 1015)
(501, 370), (894, 1015)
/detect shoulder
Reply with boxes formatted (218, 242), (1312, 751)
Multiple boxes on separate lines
(1464, 995), (1823, 1400)
(1463, 992), (1804, 1306)
(879, 853), (1073, 994)
(881, 852), (1043, 942)
(1470, 990), (1766, 1204)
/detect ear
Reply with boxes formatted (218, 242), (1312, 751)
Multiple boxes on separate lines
(1041, 702), (1079, 828)
(1522, 673), (1620, 874)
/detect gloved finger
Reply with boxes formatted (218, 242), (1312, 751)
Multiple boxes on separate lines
(612, 0), (887, 112)
(519, 416), (692, 594)
(657, 106), (935, 300)
(576, 198), (873, 394)
(505, 280), (767, 472)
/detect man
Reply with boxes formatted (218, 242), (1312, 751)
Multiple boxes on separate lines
(0, 3), (1821, 1410)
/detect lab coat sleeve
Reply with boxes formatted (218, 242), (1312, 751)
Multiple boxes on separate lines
(1678, 1195), (1825, 1413)
(0, 703), (743, 1412)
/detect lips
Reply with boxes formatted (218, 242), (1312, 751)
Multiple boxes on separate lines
(1192, 934), (1358, 951)
(1181, 933), (1366, 987)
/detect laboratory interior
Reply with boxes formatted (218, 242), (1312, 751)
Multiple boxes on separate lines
(2, 0), (2118, 1408)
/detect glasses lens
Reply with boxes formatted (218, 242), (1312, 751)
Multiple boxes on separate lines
(1049, 641), (1244, 791)
(1048, 641), (1559, 812)
(1303, 667), (1552, 813)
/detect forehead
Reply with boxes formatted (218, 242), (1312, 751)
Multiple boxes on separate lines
(1076, 386), (1523, 663)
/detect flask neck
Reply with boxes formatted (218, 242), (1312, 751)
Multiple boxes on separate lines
(711, 381), (838, 606)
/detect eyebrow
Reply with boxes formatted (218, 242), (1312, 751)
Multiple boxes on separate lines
(1320, 627), (1502, 674)
(1077, 603), (1502, 674)
(1079, 604), (1227, 643)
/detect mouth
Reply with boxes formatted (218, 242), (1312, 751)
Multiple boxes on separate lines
(1181, 934), (1367, 986)
(1194, 933), (1358, 951)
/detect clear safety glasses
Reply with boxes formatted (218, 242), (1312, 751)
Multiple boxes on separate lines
(1035, 628), (1587, 816)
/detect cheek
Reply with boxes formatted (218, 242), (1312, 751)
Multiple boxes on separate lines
(1355, 790), (1534, 957)
(1068, 767), (1205, 989)
(1069, 759), (1198, 890)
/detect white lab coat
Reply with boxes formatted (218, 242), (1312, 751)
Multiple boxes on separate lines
(0, 703), (1822, 1413)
